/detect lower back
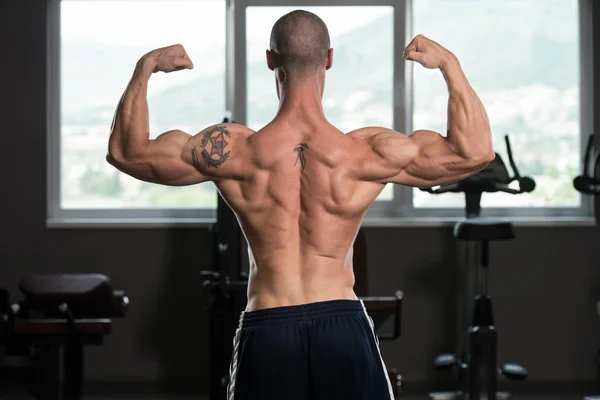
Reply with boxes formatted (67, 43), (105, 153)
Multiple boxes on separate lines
(245, 248), (358, 311)
(237, 204), (365, 311)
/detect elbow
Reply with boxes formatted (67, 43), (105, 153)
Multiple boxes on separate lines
(106, 152), (118, 167)
(106, 141), (131, 169)
(480, 127), (495, 163)
(107, 132), (121, 165)
(456, 146), (494, 173)
(107, 135), (138, 167)
(480, 148), (496, 165)
(461, 135), (495, 168)
(479, 136), (496, 164)
(106, 142), (151, 181)
(107, 133), (149, 166)
(467, 149), (495, 172)
(106, 144), (123, 167)
(469, 147), (494, 164)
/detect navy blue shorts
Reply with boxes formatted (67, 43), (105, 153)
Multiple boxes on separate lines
(227, 299), (394, 400)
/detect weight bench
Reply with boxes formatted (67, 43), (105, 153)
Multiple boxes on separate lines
(0, 274), (129, 400)
(354, 228), (404, 398)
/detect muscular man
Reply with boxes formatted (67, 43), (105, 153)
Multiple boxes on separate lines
(107, 10), (493, 400)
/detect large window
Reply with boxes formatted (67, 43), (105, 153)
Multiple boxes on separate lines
(48, 0), (592, 224)
(57, 0), (225, 215)
(411, 0), (584, 213)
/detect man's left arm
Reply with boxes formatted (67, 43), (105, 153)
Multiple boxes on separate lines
(107, 44), (251, 186)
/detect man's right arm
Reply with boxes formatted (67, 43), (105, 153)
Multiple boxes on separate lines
(351, 35), (494, 187)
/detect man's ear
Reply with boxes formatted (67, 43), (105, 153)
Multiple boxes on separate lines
(325, 48), (334, 70)
(266, 49), (282, 71)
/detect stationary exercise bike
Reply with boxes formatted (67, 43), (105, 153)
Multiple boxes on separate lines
(573, 134), (600, 400)
(421, 135), (534, 400)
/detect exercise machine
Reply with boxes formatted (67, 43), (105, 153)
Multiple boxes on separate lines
(0, 274), (129, 400)
(421, 135), (534, 400)
(200, 119), (405, 400)
(574, 134), (600, 400)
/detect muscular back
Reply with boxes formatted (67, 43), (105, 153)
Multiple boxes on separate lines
(109, 113), (490, 311)
(215, 121), (386, 310)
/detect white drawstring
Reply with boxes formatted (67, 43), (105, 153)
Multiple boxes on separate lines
(227, 311), (246, 400)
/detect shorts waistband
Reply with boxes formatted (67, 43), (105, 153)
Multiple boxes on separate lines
(241, 299), (365, 327)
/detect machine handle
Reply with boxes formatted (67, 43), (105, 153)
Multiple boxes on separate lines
(419, 182), (460, 194)
(573, 176), (600, 194)
(490, 182), (519, 194)
(505, 134), (522, 179)
(517, 176), (536, 193)
(572, 133), (599, 194)
(504, 135), (537, 193)
(490, 178), (535, 194)
(583, 133), (595, 178)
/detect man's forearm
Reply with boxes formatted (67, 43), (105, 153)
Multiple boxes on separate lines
(441, 56), (492, 160)
(107, 58), (156, 161)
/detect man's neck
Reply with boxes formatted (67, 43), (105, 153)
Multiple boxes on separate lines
(275, 78), (327, 124)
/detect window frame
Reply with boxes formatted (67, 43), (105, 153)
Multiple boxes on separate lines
(47, 0), (225, 225)
(47, 0), (595, 227)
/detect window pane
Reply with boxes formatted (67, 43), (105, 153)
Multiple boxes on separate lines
(60, 0), (225, 209)
(412, 0), (581, 208)
(246, 6), (394, 201)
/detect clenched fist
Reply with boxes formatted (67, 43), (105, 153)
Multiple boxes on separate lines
(139, 44), (194, 73)
(403, 35), (454, 69)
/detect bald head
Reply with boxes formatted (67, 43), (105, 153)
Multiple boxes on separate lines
(269, 10), (331, 76)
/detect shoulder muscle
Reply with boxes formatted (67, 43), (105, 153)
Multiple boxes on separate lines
(346, 127), (416, 181)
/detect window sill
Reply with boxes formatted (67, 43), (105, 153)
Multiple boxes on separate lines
(46, 216), (596, 229)
(361, 216), (596, 228)
(46, 218), (217, 229)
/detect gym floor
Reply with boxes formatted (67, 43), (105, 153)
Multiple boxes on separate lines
(4, 395), (590, 400)
(79, 397), (586, 400)
(0, 387), (595, 400)
(82, 395), (595, 400)
(0, 397), (590, 400)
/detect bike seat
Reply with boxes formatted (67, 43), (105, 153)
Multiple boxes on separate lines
(453, 218), (515, 241)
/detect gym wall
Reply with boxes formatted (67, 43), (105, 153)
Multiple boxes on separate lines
(0, 0), (599, 393)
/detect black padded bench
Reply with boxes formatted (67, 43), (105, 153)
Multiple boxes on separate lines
(0, 274), (128, 400)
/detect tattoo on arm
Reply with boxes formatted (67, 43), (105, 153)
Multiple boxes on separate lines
(191, 147), (199, 166)
(294, 143), (309, 170)
(192, 125), (231, 169)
